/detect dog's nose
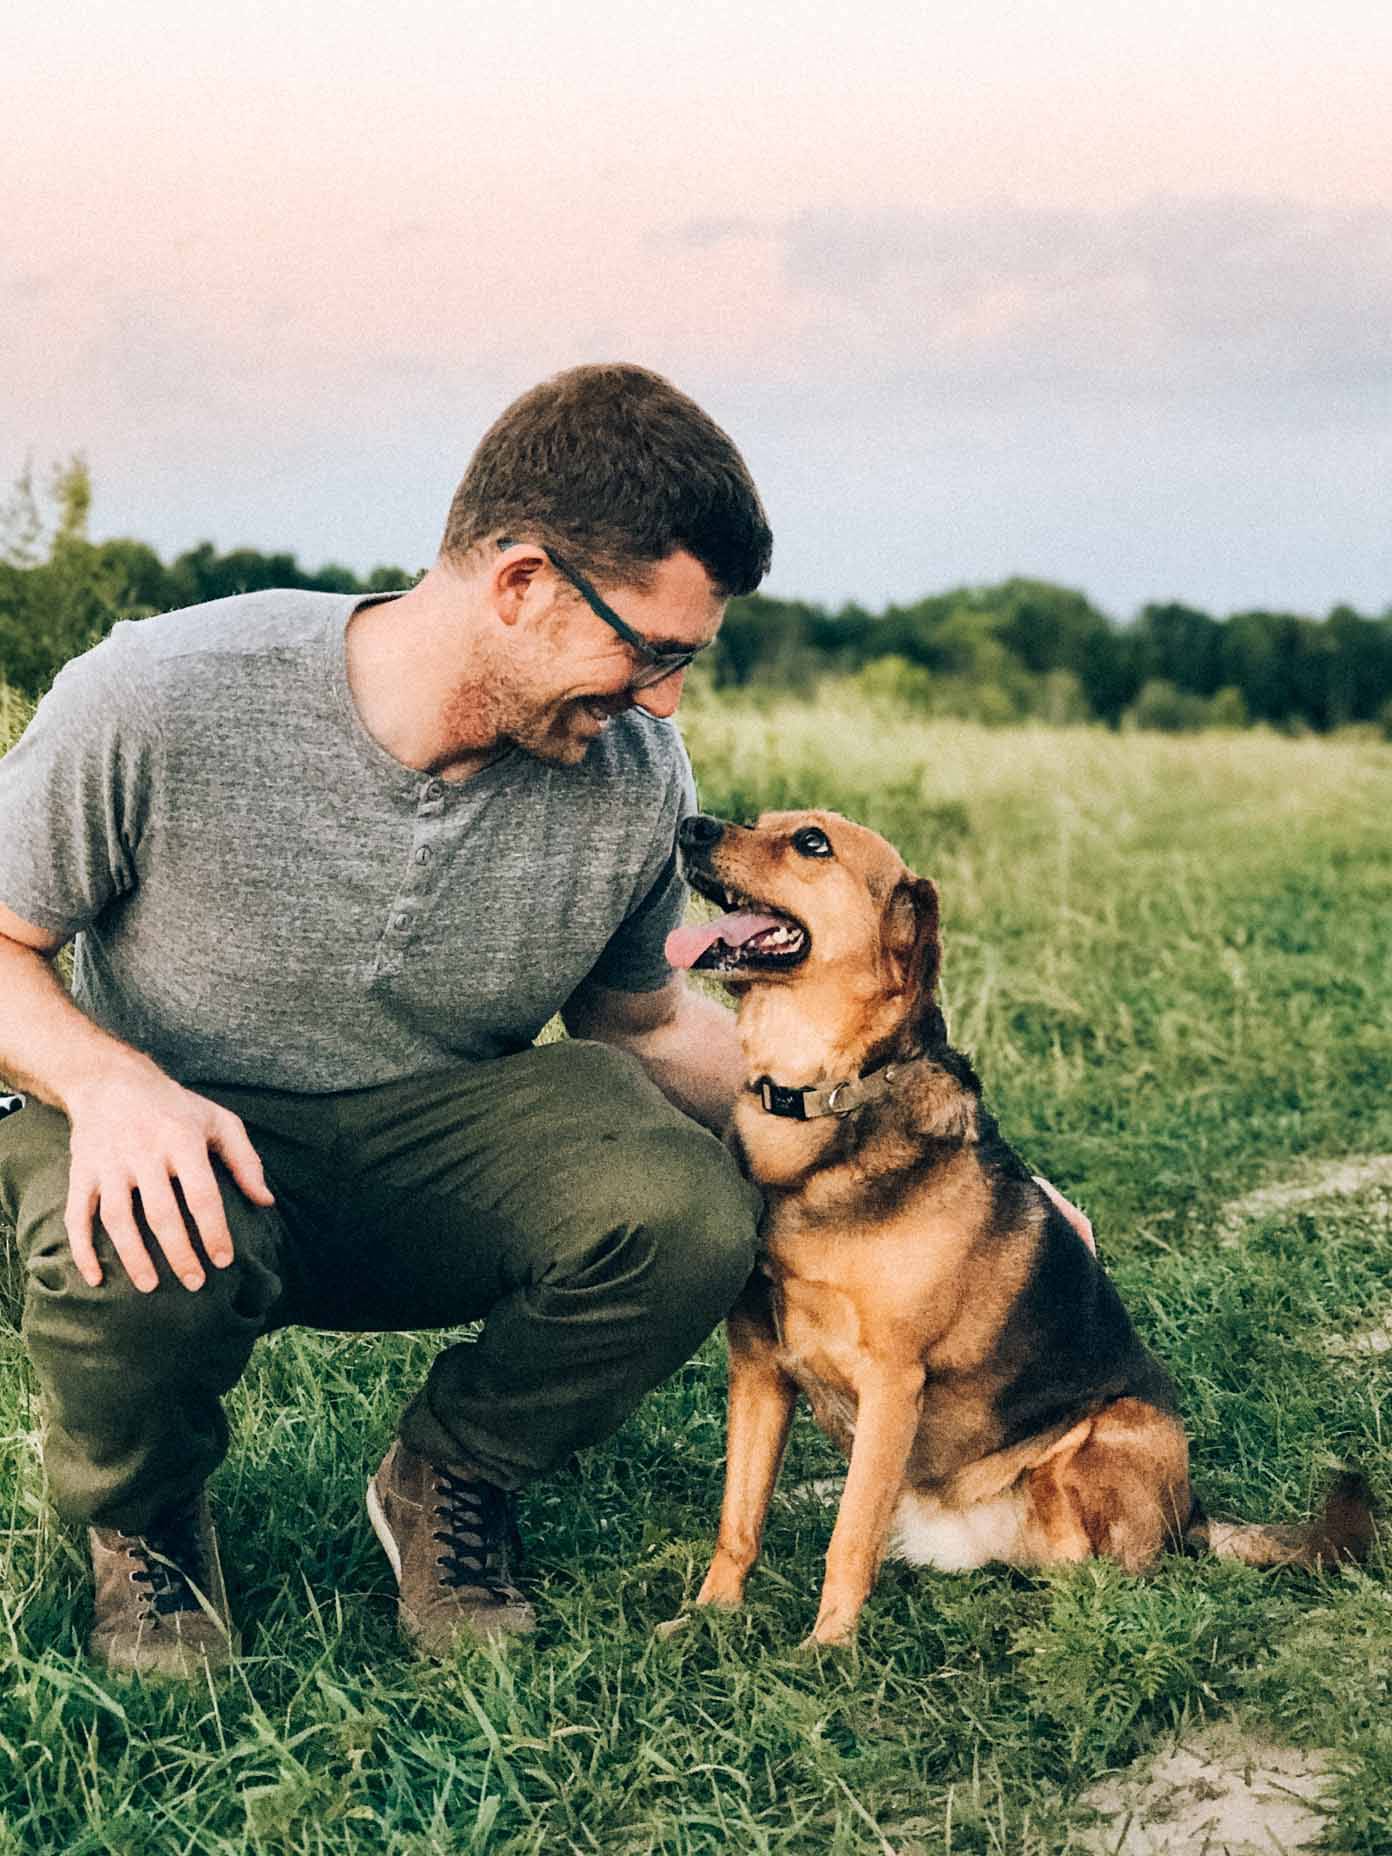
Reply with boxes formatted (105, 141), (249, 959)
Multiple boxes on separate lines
(678, 814), (726, 850)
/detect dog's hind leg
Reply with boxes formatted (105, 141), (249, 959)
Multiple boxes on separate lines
(1023, 1399), (1191, 1571)
(695, 1290), (798, 1610)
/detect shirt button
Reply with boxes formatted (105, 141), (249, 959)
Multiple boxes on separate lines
(394, 913), (412, 931)
(422, 781), (443, 801)
(415, 846), (432, 865)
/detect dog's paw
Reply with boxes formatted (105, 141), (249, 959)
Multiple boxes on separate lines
(799, 1617), (859, 1652)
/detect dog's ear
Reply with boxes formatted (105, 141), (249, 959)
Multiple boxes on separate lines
(884, 875), (941, 1012)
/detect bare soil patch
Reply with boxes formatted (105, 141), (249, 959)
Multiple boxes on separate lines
(1076, 1724), (1341, 1854)
(1217, 1154), (1392, 1243)
(1328, 1317), (1392, 1359)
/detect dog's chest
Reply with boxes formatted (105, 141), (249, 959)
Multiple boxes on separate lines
(765, 1269), (868, 1453)
(758, 1204), (1001, 1476)
(760, 1220), (935, 1440)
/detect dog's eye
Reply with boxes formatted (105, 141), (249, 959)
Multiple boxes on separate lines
(791, 827), (833, 859)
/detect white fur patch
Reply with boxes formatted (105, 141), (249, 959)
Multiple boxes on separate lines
(888, 1487), (1028, 1570)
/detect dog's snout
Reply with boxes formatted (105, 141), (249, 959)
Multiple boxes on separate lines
(678, 814), (726, 851)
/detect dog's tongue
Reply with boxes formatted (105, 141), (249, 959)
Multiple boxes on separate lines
(665, 911), (785, 971)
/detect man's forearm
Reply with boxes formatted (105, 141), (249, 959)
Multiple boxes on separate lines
(0, 936), (160, 1110)
(607, 989), (744, 1135)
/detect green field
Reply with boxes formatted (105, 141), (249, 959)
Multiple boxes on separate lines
(3, 685), (1391, 1853)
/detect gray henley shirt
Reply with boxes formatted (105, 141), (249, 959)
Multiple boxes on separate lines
(0, 589), (696, 1092)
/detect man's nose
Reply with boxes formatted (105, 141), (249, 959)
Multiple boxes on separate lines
(631, 668), (686, 719)
(678, 814), (726, 851)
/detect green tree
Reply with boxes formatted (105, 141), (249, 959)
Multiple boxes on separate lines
(0, 456), (143, 697)
(1324, 605), (1392, 726)
(992, 578), (1112, 681)
(1123, 679), (1211, 733)
(1135, 602), (1224, 697)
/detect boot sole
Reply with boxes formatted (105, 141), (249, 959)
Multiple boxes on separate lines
(91, 1632), (236, 1680)
(365, 1476), (403, 1583)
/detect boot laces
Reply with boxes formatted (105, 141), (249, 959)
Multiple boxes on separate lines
(123, 1500), (206, 1618)
(431, 1471), (524, 1603)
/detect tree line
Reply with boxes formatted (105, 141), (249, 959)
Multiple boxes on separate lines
(3, 458), (1389, 735)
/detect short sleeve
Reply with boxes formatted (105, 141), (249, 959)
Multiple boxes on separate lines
(0, 632), (158, 940)
(584, 730), (698, 993)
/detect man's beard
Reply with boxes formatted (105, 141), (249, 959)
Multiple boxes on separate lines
(441, 670), (621, 768)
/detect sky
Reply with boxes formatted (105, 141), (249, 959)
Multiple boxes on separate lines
(4, 0), (1391, 619)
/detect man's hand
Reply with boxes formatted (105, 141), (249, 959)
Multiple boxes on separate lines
(1034, 1175), (1096, 1255)
(63, 1066), (275, 1293)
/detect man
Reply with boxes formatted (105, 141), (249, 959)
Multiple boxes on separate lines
(0, 363), (772, 1674)
(0, 363), (1094, 1679)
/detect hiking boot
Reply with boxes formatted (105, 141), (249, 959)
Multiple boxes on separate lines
(88, 1491), (237, 1678)
(367, 1441), (535, 1654)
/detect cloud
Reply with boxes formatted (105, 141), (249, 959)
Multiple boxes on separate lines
(381, 219), (434, 248)
(769, 196), (1392, 400)
(655, 216), (768, 249)
(6, 195), (1388, 612)
(5, 271), (57, 300)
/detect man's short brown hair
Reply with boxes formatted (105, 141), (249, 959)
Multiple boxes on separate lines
(440, 364), (772, 596)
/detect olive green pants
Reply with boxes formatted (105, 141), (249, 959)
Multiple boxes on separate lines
(0, 1041), (761, 1533)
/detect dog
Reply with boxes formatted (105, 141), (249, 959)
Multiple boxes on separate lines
(665, 809), (1373, 1646)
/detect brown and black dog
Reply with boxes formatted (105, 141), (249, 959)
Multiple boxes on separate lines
(666, 809), (1373, 1646)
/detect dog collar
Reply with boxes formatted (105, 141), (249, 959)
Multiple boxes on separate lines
(752, 1065), (905, 1121)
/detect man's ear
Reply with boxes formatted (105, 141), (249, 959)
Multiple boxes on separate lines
(491, 545), (546, 629)
(884, 874), (941, 1007)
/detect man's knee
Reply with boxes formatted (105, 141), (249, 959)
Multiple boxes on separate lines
(3, 1103), (283, 1353)
(18, 1168), (284, 1385)
(29, 1221), (268, 1327)
(23, 1226), (280, 1391)
(656, 1133), (760, 1308)
(558, 1121), (760, 1316)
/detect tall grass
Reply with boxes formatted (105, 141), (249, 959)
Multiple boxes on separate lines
(684, 692), (1392, 1235)
(2, 684), (1390, 1854)
(0, 685), (31, 751)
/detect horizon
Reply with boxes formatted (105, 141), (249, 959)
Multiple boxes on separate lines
(5, 0), (1390, 618)
(27, 497), (1389, 629)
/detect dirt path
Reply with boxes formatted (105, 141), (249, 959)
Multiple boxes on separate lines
(1218, 1153), (1392, 1242)
(1076, 1726), (1341, 1854)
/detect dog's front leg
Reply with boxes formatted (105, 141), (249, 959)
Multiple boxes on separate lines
(808, 1364), (924, 1646)
(694, 1292), (798, 1610)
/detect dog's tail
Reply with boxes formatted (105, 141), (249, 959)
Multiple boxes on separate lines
(1184, 1469), (1375, 1570)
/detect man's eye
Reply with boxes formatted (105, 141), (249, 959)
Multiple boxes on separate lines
(791, 827), (833, 858)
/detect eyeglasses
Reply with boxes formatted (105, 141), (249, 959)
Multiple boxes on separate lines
(496, 537), (704, 690)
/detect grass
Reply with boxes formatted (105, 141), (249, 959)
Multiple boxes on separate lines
(2, 683), (1391, 1853)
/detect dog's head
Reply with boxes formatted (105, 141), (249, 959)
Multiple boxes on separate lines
(668, 809), (942, 1041)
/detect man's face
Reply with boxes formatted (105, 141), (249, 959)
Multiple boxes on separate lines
(491, 546), (726, 766)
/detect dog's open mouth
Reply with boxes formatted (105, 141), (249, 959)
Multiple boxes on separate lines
(665, 871), (809, 973)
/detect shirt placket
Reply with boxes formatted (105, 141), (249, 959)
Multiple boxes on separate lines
(372, 777), (448, 979)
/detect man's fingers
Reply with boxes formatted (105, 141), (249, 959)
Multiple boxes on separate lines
(58, 1081), (270, 1291)
(173, 1146), (237, 1271)
(209, 1115), (275, 1213)
(97, 1183), (160, 1293)
(1033, 1175), (1097, 1255)
(134, 1167), (207, 1291)
(63, 1175), (103, 1287)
